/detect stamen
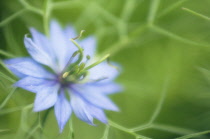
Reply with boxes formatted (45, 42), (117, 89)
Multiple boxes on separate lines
(107, 57), (120, 71)
(75, 71), (89, 83)
(86, 55), (90, 60)
(85, 55), (91, 64)
(61, 30), (112, 84)
(72, 51), (80, 57)
(69, 39), (84, 67)
(78, 62), (85, 72)
(78, 71), (88, 81)
(84, 54), (110, 71)
(70, 65), (79, 75)
(72, 30), (85, 40)
(62, 71), (70, 78)
(89, 77), (108, 83)
(66, 30), (86, 70)
(62, 50), (80, 73)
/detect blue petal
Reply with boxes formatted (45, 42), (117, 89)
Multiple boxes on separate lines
(14, 76), (55, 93)
(88, 82), (123, 94)
(71, 85), (119, 111)
(88, 62), (119, 83)
(30, 28), (55, 61)
(70, 92), (94, 125)
(24, 35), (57, 71)
(4, 58), (54, 79)
(4, 57), (31, 78)
(55, 91), (72, 133)
(79, 36), (96, 61)
(63, 25), (78, 65)
(64, 25), (77, 39)
(34, 84), (59, 112)
(86, 104), (107, 124)
(50, 20), (77, 71)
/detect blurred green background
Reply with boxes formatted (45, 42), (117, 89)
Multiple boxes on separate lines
(1, 0), (210, 138)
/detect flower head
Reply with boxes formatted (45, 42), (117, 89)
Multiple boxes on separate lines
(4, 20), (122, 132)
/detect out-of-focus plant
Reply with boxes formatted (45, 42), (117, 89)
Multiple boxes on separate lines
(1, 0), (210, 139)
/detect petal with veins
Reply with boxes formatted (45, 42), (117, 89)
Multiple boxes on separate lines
(34, 84), (59, 112)
(55, 91), (72, 132)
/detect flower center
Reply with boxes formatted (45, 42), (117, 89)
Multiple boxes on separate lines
(58, 30), (111, 86)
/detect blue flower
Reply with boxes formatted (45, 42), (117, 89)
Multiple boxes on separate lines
(4, 21), (122, 132)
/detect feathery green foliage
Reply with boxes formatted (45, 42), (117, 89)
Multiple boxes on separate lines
(1, 0), (210, 138)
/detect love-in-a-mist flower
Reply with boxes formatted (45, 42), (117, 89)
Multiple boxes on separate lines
(4, 21), (122, 132)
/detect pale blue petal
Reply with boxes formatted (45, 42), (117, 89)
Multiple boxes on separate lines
(5, 58), (54, 79)
(88, 82), (123, 94)
(88, 62), (119, 83)
(63, 26), (78, 66)
(64, 26), (77, 39)
(30, 28), (55, 60)
(55, 91), (72, 132)
(71, 85), (119, 111)
(70, 92), (94, 125)
(34, 84), (59, 112)
(14, 76), (55, 93)
(24, 35), (57, 71)
(79, 36), (96, 60)
(82, 93), (119, 111)
(86, 104), (107, 124)
(4, 57), (32, 78)
(50, 20), (76, 71)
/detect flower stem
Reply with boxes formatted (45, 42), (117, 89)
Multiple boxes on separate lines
(43, 0), (52, 36)
(41, 108), (51, 127)
(68, 118), (74, 139)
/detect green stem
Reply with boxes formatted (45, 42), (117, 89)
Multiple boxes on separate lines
(131, 124), (153, 132)
(25, 114), (40, 139)
(157, 0), (189, 18)
(147, 0), (160, 26)
(148, 77), (169, 124)
(68, 119), (74, 139)
(0, 104), (33, 116)
(41, 109), (51, 128)
(0, 50), (16, 58)
(0, 9), (27, 27)
(108, 120), (151, 139)
(0, 87), (17, 109)
(19, 0), (43, 15)
(175, 130), (210, 139)
(0, 72), (16, 83)
(152, 123), (195, 135)
(43, 0), (52, 36)
(182, 7), (210, 21)
(101, 125), (110, 139)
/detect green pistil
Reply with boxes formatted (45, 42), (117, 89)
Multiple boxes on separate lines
(67, 39), (84, 70)
(61, 30), (110, 84)
(78, 62), (85, 72)
(62, 54), (110, 83)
